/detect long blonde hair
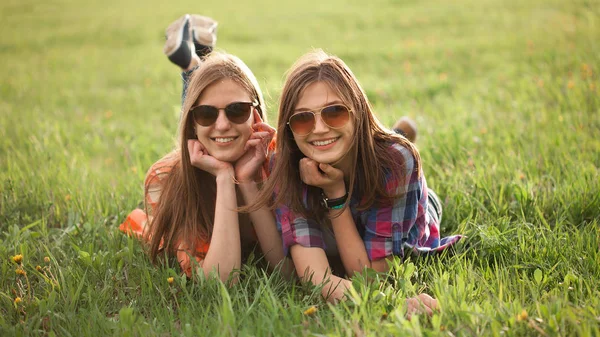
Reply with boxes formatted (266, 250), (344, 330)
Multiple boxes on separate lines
(254, 49), (420, 223)
(148, 52), (266, 262)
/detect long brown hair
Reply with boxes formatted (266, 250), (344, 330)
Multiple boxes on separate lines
(147, 52), (266, 262)
(254, 49), (421, 222)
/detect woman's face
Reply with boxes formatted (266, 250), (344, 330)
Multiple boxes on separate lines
(193, 79), (255, 163)
(290, 81), (354, 165)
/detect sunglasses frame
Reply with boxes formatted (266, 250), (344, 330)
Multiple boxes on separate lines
(287, 104), (353, 136)
(190, 101), (258, 126)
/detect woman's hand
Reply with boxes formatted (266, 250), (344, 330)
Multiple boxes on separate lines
(299, 158), (346, 198)
(188, 139), (233, 177)
(405, 293), (439, 320)
(234, 110), (275, 183)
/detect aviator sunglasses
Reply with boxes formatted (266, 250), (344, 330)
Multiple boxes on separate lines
(190, 101), (258, 126)
(287, 104), (352, 136)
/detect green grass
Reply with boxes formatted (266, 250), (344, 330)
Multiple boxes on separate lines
(1, 0), (599, 335)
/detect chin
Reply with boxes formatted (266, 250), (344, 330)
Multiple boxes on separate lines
(212, 151), (244, 163)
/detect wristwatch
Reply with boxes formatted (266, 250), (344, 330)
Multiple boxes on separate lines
(321, 192), (348, 210)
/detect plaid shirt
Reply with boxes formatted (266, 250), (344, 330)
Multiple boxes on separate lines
(275, 142), (462, 261)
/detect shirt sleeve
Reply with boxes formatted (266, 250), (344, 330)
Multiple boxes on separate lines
(275, 203), (325, 256)
(144, 154), (178, 213)
(139, 153), (212, 276)
(362, 143), (426, 260)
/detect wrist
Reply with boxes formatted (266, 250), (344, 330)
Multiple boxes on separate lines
(322, 184), (346, 199)
(215, 168), (235, 184)
(237, 180), (258, 196)
(321, 191), (348, 210)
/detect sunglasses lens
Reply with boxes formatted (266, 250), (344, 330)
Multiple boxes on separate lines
(191, 106), (218, 126)
(225, 102), (253, 124)
(191, 102), (253, 126)
(322, 105), (350, 128)
(288, 112), (315, 135)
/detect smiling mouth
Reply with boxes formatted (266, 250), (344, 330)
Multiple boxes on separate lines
(310, 137), (339, 146)
(212, 137), (237, 144)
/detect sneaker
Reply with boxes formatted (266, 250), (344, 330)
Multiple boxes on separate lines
(189, 14), (218, 58)
(163, 14), (194, 69)
(392, 116), (417, 142)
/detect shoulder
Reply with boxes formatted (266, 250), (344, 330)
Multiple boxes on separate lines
(144, 151), (180, 206)
(385, 142), (417, 177)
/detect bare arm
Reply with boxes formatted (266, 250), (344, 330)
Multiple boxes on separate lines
(196, 169), (241, 282)
(290, 245), (352, 302)
(187, 139), (242, 282)
(238, 181), (295, 277)
(328, 206), (373, 276)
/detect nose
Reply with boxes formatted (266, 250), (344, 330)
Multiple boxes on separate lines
(213, 110), (231, 131)
(311, 113), (329, 134)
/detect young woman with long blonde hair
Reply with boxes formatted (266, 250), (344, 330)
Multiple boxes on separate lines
(121, 15), (287, 281)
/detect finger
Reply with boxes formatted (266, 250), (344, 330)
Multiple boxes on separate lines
(299, 158), (319, 182)
(300, 158), (320, 175)
(253, 122), (275, 134)
(417, 293), (439, 311)
(244, 139), (262, 151)
(252, 108), (263, 125)
(318, 163), (343, 179)
(405, 298), (420, 320)
(188, 139), (200, 157)
(249, 131), (270, 140)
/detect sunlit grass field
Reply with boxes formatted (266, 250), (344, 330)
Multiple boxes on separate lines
(1, 0), (599, 335)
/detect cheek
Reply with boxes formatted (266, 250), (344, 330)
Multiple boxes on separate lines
(194, 125), (206, 139)
(239, 123), (254, 141)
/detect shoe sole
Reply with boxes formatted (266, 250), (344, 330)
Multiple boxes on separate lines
(189, 14), (218, 47)
(164, 14), (191, 56)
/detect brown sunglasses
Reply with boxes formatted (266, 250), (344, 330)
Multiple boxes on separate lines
(287, 104), (352, 136)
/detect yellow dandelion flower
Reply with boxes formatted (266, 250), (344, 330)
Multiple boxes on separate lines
(12, 254), (23, 264)
(44, 256), (51, 264)
(439, 73), (448, 81)
(303, 305), (318, 316)
(65, 194), (71, 202)
(567, 80), (575, 89)
(167, 277), (174, 285)
(16, 268), (27, 276)
(36, 265), (42, 272)
(105, 110), (113, 119)
(517, 309), (528, 321)
(14, 297), (22, 305)
(130, 166), (138, 174)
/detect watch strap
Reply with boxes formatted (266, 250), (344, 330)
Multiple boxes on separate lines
(321, 192), (348, 209)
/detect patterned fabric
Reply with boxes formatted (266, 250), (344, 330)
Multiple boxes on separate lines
(275, 142), (463, 261)
(119, 154), (209, 277)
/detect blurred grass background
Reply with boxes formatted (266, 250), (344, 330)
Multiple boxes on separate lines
(1, 0), (599, 335)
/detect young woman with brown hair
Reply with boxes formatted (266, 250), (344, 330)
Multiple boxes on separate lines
(254, 50), (462, 315)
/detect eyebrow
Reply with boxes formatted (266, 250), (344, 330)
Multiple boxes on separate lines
(294, 100), (345, 112)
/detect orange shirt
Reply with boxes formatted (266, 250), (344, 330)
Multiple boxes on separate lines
(119, 153), (209, 277)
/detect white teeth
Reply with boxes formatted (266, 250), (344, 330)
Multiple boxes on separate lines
(214, 137), (235, 143)
(312, 138), (337, 146)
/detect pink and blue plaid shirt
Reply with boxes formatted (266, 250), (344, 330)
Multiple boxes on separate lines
(274, 142), (462, 261)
